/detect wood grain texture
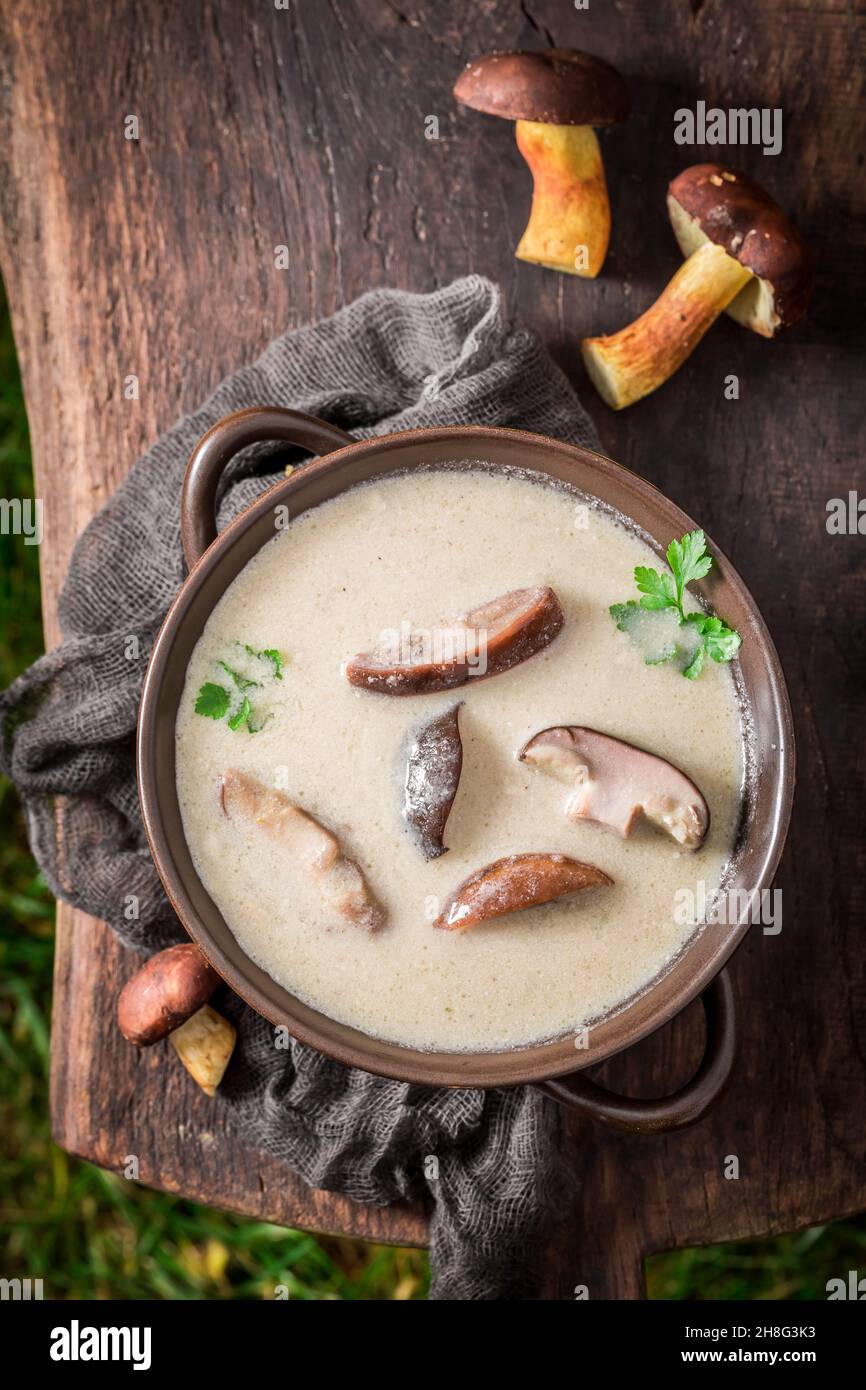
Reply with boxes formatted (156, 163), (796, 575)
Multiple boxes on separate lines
(0, 0), (863, 1297)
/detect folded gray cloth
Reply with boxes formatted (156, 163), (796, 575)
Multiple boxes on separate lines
(1, 275), (600, 1300)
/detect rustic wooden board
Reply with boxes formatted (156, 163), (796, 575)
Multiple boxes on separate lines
(0, 0), (863, 1297)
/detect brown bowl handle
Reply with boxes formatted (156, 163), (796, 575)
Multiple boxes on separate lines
(535, 970), (737, 1134)
(181, 406), (353, 569)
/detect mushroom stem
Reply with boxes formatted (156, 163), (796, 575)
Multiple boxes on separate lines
(581, 241), (754, 409)
(169, 1004), (236, 1096)
(515, 121), (610, 277)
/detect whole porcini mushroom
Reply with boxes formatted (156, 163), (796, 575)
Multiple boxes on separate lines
(581, 164), (813, 408)
(118, 942), (237, 1096)
(454, 48), (629, 278)
(520, 726), (709, 849)
(667, 164), (814, 337)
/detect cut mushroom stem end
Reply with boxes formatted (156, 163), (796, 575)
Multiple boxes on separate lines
(169, 1004), (237, 1097)
(515, 121), (610, 277)
(581, 240), (753, 409)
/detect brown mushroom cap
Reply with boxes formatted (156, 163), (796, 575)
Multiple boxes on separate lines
(454, 49), (629, 127)
(118, 942), (219, 1047)
(434, 852), (612, 931)
(667, 164), (813, 330)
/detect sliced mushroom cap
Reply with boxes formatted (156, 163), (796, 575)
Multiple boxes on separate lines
(402, 702), (463, 859)
(346, 585), (564, 696)
(221, 769), (385, 931)
(520, 726), (709, 849)
(454, 49), (629, 126)
(434, 851), (612, 931)
(118, 943), (220, 1047)
(667, 164), (813, 337)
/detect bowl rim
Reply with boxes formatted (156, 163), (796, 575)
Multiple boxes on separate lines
(137, 423), (795, 1088)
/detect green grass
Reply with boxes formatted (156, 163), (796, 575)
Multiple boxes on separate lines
(0, 283), (862, 1300)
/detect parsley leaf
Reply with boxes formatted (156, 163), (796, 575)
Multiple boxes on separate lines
(218, 660), (260, 692)
(682, 645), (706, 681)
(227, 696), (253, 731)
(667, 530), (713, 608)
(609, 600), (640, 629)
(635, 567), (678, 612)
(610, 601), (679, 666)
(685, 613), (742, 663)
(609, 531), (741, 680)
(194, 683), (231, 719)
(243, 644), (284, 680)
(258, 648), (283, 680)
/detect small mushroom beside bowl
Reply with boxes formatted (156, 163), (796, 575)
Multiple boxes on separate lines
(454, 48), (629, 278)
(118, 942), (236, 1095)
(581, 164), (814, 409)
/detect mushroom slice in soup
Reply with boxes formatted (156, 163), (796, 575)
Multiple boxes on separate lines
(220, 769), (385, 931)
(520, 726), (709, 849)
(402, 702), (464, 860)
(434, 852), (612, 931)
(345, 585), (564, 696)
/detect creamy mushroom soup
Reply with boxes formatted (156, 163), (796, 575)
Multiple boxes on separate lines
(175, 467), (746, 1051)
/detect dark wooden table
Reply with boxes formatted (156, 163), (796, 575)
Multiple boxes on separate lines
(1, 0), (863, 1298)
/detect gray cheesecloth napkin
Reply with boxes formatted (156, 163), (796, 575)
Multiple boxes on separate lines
(1, 275), (602, 1300)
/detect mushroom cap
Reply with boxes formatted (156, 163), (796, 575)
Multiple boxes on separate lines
(117, 942), (219, 1047)
(434, 852), (612, 931)
(454, 49), (629, 127)
(667, 164), (813, 331)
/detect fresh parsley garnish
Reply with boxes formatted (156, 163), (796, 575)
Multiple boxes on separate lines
(258, 648), (283, 680)
(218, 660), (260, 692)
(684, 612), (742, 664)
(194, 683), (231, 719)
(227, 696), (253, 731)
(609, 600), (639, 630)
(194, 642), (286, 729)
(243, 644), (284, 680)
(610, 530), (741, 679)
(682, 644), (705, 682)
(634, 567), (677, 611)
(610, 600), (680, 666)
